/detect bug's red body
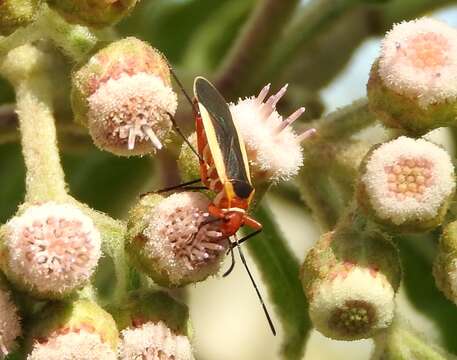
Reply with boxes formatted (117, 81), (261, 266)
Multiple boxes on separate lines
(194, 107), (262, 237)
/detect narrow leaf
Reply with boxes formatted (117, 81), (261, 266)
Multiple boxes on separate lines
(246, 205), (311, 360)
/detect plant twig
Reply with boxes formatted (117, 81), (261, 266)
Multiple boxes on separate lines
(214, 0), (301, 99)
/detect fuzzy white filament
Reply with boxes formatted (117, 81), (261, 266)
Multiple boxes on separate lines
(143, 192), (227, 285)
(28, 331), (116, 360)
(230, 84), (315, 182)
(88, 72), (177, 151)
(118, 321), (194, 360)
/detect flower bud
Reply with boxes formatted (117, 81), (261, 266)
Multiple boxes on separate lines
(229, 83), (316, 183)
(113, 291), (194, 360)
(71, 37), (177, 156)
(357, 136), (455, 232)
(301, 220), (401, 340)
(0, 277), (21, 357)
(46, 0), (139, 28)
(126, 192), (228, 287)
(26, 299), (118, 360)
(0, 0), (41, 35)
(433, 220), (457, 304)
(368, 18), (457, 134)
(0, 202), (101, 299)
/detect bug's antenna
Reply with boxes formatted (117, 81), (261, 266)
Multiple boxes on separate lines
(234, 234), (277, 336)
(166, 111), (204, 162)
(168, 65), (198, 113)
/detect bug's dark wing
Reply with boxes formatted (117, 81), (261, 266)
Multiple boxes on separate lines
(194, 77), (252, 188)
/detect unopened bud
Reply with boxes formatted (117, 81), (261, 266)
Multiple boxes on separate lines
(368, 18), (457, 134)
(301, 219), (401, 340)
(126, 192), (228, 287)
(46, 0), (139, 28)
(357, 136), (455, 232)
(26, 300), (118, 359)
(71, 37), (177, 156)
(0, 202), (101, 299)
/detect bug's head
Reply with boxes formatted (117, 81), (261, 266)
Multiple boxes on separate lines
(231, 180), (254, 201)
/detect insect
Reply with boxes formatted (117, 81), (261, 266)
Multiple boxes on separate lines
(157, 72), (276, 335)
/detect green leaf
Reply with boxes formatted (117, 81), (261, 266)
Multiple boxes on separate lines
(0, 143), (25, 223)
(397, 234), (457, 355)
(246, 205), (311, 360)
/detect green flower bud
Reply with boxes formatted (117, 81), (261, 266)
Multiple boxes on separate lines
(112, 291), (194, 359)
(0, 0), (41, 35)
(368, 18), (457, 135)
(433, 220), (457, 304)
(71, 37), (177, 156)
(46, 0), (138, 28)
(301, 215), (401, 340)
(0, 201), (102, 299)
(126, 192), (228, 287)
(26, 299), (118, 359)
(357, 136), (455, 232)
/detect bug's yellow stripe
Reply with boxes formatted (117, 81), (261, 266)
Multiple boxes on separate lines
(198, 103), (228, 184)
(231, 113), (252, 184)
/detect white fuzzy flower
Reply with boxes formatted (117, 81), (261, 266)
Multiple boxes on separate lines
(309, 267), (395, 341)
(361, 136), (455, 226)
(28, 330), (116, 360)
(229, 84), (315, 182)
(379, 17), (457, 107)
(0, 288), (20, 357)
(142, 192), (228, 285)
(118, 321), (194, 360)
(88, 72), (177, 155)
(5, 202), (101, 296)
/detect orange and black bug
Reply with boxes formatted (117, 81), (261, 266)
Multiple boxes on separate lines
(158, 72), (276, 335)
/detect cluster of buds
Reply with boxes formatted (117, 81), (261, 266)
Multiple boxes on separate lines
(368, 17), (457, 134)
(301, 215), (401, 341)
(0, 277), (21, 357)
(126, 192), (229, 287)
(72, 37), (178, 156)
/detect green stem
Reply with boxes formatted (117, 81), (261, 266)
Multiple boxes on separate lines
(38, 5), (99, 61)
(308, 98), (374, 140)
(214, 0), (301, 99)
(0, 22), (42, 57)
(3, 46), (69, 203)
(258, 0), (361, 87)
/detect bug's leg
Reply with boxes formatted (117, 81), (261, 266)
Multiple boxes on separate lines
(231, 229), (262, 248)
(234, 234), (276, 336)
(140, 178), (202, 197)
(223, 238), (236, 277)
